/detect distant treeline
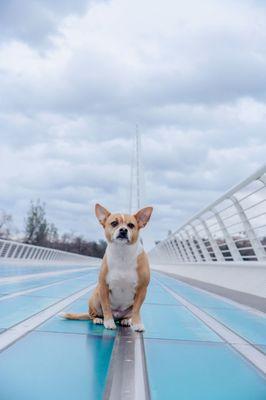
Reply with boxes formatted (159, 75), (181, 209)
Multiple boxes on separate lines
(0, 200), (107, 259)
(41, 235), (107, 259)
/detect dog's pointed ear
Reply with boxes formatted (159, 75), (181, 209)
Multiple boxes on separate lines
(95, 204), (111, 227)
(134, 206), (153, 229)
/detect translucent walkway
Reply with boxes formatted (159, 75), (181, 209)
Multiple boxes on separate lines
(0, 264), (265, 399)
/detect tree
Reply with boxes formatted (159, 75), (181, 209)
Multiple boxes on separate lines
(47, 223), (59, 244)
(0, 211), (13, 239)
(23, 200), (106, 258)
(24, 200), (49, 245)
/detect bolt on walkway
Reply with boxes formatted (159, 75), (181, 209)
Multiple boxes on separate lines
(0, 263), (265, 399)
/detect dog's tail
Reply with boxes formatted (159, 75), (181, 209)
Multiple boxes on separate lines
(59, 312), (92, 320)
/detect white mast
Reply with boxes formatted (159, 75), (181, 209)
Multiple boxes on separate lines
(129, 125), (144, 213)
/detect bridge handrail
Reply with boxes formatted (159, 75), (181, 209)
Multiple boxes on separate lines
(150, 164), (266, 264)
(0, 238), (99, 263)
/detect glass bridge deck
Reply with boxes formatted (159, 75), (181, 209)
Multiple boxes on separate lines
(0, 264), (265, 399)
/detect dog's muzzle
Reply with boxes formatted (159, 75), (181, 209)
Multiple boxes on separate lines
(116, 227), (129, 241)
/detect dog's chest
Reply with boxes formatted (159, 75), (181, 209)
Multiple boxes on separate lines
(106, 252), (138, 311)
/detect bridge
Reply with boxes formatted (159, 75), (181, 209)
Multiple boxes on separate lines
(0, 165), (265, 399)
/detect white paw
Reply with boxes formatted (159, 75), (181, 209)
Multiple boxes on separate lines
(120, 318), (131, 327)
(104, 319), (117, 330)
(58, 312), (67, 319)
(131, 323), (145, 332)
(93, 317), (103, 325)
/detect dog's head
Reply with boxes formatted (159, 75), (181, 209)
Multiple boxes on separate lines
(95, 204), (153, 245)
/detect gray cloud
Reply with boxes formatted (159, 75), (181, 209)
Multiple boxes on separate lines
(0, 0), (96, 47)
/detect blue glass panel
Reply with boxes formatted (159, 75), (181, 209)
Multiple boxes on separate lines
(145, 339), (266, 400)
(0, 271), (97, 295)
(142, 303), (221, 342)
(203, 307), (266, 345)
(154, 273), (266, 345)
(145, 282), (182, 305)
(0, 264), (95, 278)
(154, 273), (235, 309)
(27, 277), (96, 298)
(0, 331), (113, 400)
(0, 296), (61, 329)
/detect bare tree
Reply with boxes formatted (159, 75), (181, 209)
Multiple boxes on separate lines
(23, 200), (106, 257)
(47, 223), (59, 244)
(0, 211), (13, 239)
(24, 200), (49, 245)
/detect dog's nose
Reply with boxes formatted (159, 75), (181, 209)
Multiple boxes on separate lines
(119, 228), (128, 236)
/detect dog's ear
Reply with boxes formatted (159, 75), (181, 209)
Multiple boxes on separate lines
(134, 207), (153, 229)
(95, 204), (111, 227)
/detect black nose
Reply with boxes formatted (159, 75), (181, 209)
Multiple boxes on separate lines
(119, 228), (128, 236)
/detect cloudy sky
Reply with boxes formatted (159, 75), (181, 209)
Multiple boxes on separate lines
(0, 0), (266, 249)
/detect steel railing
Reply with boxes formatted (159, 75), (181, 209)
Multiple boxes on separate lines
(0, 238), (98, 263)
(149, 165), (266, 264)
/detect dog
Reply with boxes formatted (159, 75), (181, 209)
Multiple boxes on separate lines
(63, 203), (153, 332)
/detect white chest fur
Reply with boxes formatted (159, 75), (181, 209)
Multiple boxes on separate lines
(106, 240), (143, 312)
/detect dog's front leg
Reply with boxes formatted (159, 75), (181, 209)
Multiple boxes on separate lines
(99, 281), (116, 330)
(131, 286), (147, 332)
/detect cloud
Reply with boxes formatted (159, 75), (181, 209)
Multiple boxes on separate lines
(0, 0), (96, 47)
(0, 0), (266, 249)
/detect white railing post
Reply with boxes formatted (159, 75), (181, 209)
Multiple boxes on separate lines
(179, 232), (195, 262)
(231, 195), (266, 261)
(14, 245), (23, 258)
(190, 224), (212, 262)
(30, 247), (36, 259)
(199, 219), (224, 261)
(6, 244), (15, 258)
(164, 242), (172, 262)
(166, 240), (175, 263)
(174, 238), (184, 262)
(171, 238), (184, 261)
(170, 239), (178, 262)
(184, 228), (202, 262)
(3, 243), (11, 257)
(25, 247), (32, 259)
(176, 237), (190, 262)
(212, 209), (242, 261)
(170, 237), (182, 262)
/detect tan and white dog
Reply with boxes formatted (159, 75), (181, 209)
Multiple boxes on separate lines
(63, 203), (153, 332)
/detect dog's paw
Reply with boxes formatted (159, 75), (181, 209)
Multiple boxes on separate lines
(120, 318), (131, 327)
(93, 317), (103, 325)
(58, 312), (68, 319)
(131, 322), (145, 332)
(104, 319), (116, 330)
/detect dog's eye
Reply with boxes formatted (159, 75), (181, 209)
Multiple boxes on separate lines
(111, 221), (118, 227)
(127, 223), (135, 229)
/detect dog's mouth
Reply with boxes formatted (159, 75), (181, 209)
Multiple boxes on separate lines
(115, 234), (130, 243)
